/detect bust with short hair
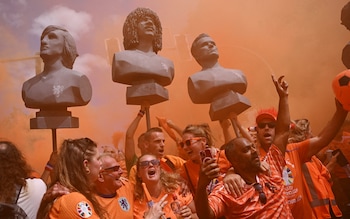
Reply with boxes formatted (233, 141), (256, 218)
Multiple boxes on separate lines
(22, 25), (92, 111)
(188, 33), (250, 120)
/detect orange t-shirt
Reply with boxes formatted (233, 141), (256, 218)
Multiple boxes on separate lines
(282, 140), (315, 219)
(208, 145), (292, 218)
(133, 187), (193, 219)
(49, 192), (100, 219)
(95, 181), (134, 218)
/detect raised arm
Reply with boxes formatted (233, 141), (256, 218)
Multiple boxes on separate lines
(125, 105), (146, 172)
(195, 158), (220, 219)
(156, 117), (183, 144)
(306, 99), (348, 160)
(41, 151), (58, 185)
(219, 119), (235, 143)
(272, 75), (290, 155)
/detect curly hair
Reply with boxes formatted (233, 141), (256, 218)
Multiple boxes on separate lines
(182, 123), (215, 147)
(0, 141), (32, 203)
(134, 154), (180, 201)
(37, 138), (107, 219)
(40, 25), (79, 69)
(122, 7), (162, 53)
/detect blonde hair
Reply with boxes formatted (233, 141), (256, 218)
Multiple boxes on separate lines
(182, 123), (215, 147)
(134, 154), (180, 201)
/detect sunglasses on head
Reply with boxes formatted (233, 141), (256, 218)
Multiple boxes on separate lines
(101, 165), (120, 174)
(257, 122), (276, 129)
(253, 183), (267, 204)
(179, 137), (202, 148)
(139, 159), (160, 168)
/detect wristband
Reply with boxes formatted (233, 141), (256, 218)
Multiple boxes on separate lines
(138, 110), (145, 117)
(45, 163), (54, 171)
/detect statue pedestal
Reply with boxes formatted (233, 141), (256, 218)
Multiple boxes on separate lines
(126, 81), (169, 105)
(209, 90), (251, 121)
(30, 110), (79, 129)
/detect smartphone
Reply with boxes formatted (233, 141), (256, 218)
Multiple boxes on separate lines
(200, 148), (213, 163)
(332, 149), (349, 167)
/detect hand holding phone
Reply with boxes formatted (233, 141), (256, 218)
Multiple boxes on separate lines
(200, 148), (213, 163)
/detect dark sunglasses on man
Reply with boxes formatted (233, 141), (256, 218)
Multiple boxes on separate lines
(257, 122), (276, 129)
(253, 183), (267, 204)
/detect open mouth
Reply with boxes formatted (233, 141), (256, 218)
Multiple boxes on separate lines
(145, 26), (154, 31)
(263, 133), (271, 137)
(148, 169), (156, 176)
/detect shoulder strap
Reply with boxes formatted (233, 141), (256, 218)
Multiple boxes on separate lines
(184, 163), (196, 196)
(165, 157), (176, 172)
(161, 155), (176, 172)
(14, 184), (22, 204)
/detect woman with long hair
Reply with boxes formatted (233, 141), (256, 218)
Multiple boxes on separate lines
(0, 140), (46, 218)
(134, 154), (197, 219)
(37, 137), (107, 219)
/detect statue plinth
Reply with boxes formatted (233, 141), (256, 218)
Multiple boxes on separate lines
(30, 110), (79, 129)
(126, 81), (169, 105)
(209, 90), (251, 121)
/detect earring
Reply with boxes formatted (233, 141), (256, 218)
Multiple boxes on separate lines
(86, 168), (90, 175)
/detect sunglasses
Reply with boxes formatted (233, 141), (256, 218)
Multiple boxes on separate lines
(101, 165), (120, 174)
(179, 137), (202, 148)
(257, 122), (276, 129)
(139, 159), (160, 168)
(253, 183), (267, 204)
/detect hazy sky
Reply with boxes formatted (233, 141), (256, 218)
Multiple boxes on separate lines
(0, 0), (349, 172)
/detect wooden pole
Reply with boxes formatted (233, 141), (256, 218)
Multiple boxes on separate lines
(230, 118), (241, 138)
(52, 128), (57, 152)
(145, 106), (151, 130)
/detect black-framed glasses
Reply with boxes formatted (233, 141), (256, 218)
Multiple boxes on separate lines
(139, 159), (160, 168)
(257, 122), (276, 129)
(179, 137), (202, 148)
(253, 183), (267, 204)
(101, 165), (120, 174)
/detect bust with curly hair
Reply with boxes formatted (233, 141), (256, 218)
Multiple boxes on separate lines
(22, 25), (92, 111)
(112, 7), (174, 90)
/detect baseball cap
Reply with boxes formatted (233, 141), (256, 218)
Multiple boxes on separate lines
(256, 108), (277, 124)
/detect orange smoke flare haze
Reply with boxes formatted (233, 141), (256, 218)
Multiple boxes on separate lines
(0, 0), (349, 174)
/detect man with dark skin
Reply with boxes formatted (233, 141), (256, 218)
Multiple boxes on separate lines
(195, 75), (292, 218)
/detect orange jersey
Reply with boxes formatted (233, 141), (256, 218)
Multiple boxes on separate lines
(49, 192), (100, 219)
(134, 187), (193, 219)
(282, 140), (315, 219)
(208, 145), (292, 218)
(95, 181), (134, 218)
